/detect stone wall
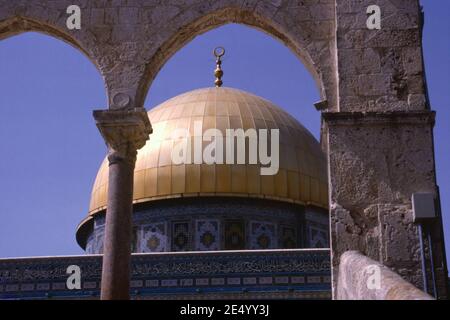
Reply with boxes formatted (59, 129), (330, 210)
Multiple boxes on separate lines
(327, 0), (448, 299)
(336, 0), (426, 112)
(324, 111), (444, 293)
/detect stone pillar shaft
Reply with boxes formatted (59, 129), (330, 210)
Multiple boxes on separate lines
(94, 108), (152, 300)
(101, 155), (135, 300)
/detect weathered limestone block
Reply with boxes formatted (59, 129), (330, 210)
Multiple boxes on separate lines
(336, 0), (426, 112)
(325, 111), (447, 298)
(338, 251), (433, 300)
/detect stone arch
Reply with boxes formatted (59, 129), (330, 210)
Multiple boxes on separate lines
(137, 5), (336, 110)
(0, 15), (105, 90)
(0, 16), (84, 55)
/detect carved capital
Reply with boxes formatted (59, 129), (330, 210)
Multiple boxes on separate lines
(93, 108), (152, 165)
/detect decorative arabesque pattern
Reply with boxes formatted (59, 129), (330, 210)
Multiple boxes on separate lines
(83, 199), (330, 254)
(93, 230), (104, 254)
(308, 226), (328, 248)
(224, 220), (245, 250)
(195, 219), (220, 251)
(0, 249), (331, 300)
(250, 221), (276, 249)
(172, 221), (190, 251)
(281, 226), (297, 249)
(138, 222), (167, 252)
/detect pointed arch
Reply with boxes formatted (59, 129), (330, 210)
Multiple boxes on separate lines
(137, 6), (335, 108)
(0, 15), (104, 83)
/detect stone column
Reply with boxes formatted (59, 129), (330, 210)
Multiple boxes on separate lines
(329, 0), (448, 299)
(93, 108), (152, 300)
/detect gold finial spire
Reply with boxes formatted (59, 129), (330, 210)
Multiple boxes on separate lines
(213, 47), (225, 87)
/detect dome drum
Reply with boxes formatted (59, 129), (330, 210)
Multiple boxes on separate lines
(84, 197), (329, 253)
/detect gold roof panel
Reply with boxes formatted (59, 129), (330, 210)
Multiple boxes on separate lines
(88, 87), (328, 216)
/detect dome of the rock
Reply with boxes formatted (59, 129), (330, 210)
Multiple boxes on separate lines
(76, 87), (329, 252)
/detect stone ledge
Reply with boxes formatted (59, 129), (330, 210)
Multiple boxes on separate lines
(323, 111), (435, 126)
(337, 250), (433, 300)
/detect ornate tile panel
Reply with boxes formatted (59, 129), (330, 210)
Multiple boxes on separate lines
(308, 225), (328, 248)
(139, 222), (168, 252)
(249, 221), (277, 249)
(281, 226), (297, 249)
(224, 220), (245, 250)
(195, 219), (220, 251)
(172, 221), (190, 251)
(93, 229), (104, 254)
(0, 249), (331, 300)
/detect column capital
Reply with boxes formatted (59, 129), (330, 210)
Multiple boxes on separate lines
(93, 108), (152, 164)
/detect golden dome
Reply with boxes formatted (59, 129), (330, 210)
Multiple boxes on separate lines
(88, 87), (328, 216)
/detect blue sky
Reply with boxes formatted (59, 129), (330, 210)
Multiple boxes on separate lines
(0, 1), (448, 268)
